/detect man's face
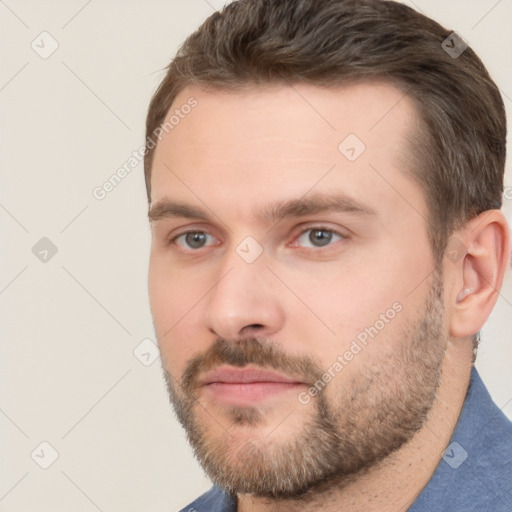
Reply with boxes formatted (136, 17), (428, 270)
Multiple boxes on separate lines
(148, 83), (449, 498)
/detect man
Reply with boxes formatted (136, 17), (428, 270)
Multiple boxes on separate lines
(144, 0), (512, 510)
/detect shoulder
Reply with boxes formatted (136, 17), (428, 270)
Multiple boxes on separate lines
(179, 485), (236, 512)
(410, 367), (512, 511)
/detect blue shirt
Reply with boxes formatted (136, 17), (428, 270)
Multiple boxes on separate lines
(180, 367), (512, 511)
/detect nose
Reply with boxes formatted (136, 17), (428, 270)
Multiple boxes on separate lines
(204, 249), (285, 340)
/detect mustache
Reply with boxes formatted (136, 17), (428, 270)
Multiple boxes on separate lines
(179, 337), (324, 396)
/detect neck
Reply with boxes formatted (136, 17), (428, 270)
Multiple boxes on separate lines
(237, 341), (473, 512)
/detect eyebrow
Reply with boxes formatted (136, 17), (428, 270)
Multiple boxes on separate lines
(148, 201), (210, 222)
(148, 193), (377, 224)
(258, 193), (377, 223)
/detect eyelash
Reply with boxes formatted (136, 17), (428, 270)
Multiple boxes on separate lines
(169, 225), (347, 251)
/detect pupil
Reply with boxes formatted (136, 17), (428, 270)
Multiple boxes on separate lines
(186, 232), (206, 248)
(309, 229), (332, 246)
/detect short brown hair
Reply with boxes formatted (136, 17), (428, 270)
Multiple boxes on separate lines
(144, 0), (506, 262)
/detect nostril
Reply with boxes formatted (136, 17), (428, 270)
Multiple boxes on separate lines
(240, 324), (265, 335)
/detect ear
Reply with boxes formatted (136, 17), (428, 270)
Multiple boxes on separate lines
(447, 210), (510, 338)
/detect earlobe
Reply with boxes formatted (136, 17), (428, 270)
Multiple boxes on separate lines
(448, 210), (510, 338)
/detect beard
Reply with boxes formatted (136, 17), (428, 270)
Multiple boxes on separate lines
(161, 270), (447, 501)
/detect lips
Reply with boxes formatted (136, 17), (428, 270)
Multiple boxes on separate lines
(199, 367), (302, 386)
(198, 366), (305, 405)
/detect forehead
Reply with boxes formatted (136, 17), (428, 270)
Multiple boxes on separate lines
(150, 81), (425, 221)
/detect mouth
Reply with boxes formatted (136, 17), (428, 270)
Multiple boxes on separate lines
(197, 366), (306, 406)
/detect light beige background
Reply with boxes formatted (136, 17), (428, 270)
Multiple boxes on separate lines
(1, 1), (511, 511)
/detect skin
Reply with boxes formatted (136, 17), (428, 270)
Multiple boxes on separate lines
(147, 82), (510, 511)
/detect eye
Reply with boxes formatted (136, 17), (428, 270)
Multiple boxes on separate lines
(173, 231), (217, 250)
(295, 227), (344, 248)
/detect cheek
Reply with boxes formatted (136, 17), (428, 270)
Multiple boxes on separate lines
(277, 254), (417, 368)
(148, 258), (172, 332)
(148, 258), (201, 373)
(148, 255), (199, 326)
(284, 262), (400, 336)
